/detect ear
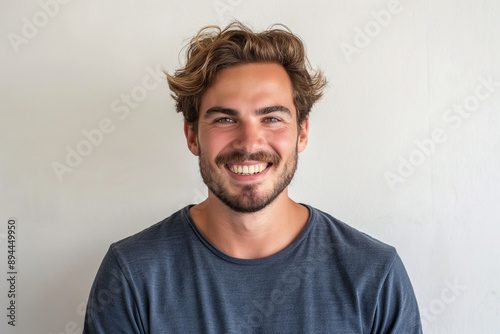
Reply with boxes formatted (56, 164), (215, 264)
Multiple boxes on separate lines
(184, 121), (200, 156)
(297, 118), (309, 153)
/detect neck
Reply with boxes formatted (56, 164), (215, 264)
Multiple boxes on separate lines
(189, 189), (309, 259)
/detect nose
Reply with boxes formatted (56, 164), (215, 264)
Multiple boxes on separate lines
(232, 120), (265, 153)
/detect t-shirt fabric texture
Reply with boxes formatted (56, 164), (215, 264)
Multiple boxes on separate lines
(83, 205), (422, 333)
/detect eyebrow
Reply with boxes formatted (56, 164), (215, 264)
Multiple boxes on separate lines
(204, 107), (238, 118)
(257, 105), (292, 117)
(204, 105), (292, 118)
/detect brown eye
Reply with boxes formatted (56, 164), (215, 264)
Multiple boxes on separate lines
(216, 118), (234, 123)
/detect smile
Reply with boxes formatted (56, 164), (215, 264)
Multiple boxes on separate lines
(226, 162), (270, 175)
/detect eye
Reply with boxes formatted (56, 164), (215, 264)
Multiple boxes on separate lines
(215, 117), (235, 124)
(263, 117), (280, 123)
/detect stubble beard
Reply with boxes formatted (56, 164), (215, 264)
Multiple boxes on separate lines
(198, 145), (298, 213)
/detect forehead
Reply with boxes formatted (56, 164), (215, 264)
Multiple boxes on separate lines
(199, 63), (295, 115)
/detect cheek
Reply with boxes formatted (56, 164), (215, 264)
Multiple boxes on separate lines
(265, 129), (298, 154)
(199, 130), (232, 155)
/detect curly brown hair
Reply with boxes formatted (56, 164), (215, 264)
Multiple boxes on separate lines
(166, 21), (327, 132)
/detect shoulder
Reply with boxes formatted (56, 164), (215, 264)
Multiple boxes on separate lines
(308, 205), (396, 254)
(304, 206), (421, 332)
(306, 205), (399, 276)
(107, 206), (193, 266)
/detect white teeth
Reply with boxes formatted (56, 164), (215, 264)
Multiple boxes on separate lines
(229, 163), (267, 175)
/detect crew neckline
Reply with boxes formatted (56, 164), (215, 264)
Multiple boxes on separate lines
(182, 204), (315, 266)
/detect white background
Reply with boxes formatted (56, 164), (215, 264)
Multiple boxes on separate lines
(1, 0), (499, 333)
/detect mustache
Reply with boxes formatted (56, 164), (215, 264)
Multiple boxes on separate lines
(215, 150), (281, 167)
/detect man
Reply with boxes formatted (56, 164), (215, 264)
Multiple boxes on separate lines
(84, 22), (422, 333)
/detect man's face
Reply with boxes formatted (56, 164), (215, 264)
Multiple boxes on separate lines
(185, 63), (309, 213)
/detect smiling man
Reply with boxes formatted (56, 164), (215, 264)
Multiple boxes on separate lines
(187, 62), (311, 260)
(84, 22), (422, 333)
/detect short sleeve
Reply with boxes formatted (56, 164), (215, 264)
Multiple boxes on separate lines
(83, 246), (145, 334)
(370, 253), (423, 334)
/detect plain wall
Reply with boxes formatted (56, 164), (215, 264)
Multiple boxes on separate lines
(1, 0), (499, 332)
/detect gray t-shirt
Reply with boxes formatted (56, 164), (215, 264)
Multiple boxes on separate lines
(84, 205), (422, 333)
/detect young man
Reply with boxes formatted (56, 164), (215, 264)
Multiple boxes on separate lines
(84, 22), (422, 333)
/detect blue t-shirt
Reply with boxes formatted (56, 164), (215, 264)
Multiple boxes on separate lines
(83, 205), (422, 333)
